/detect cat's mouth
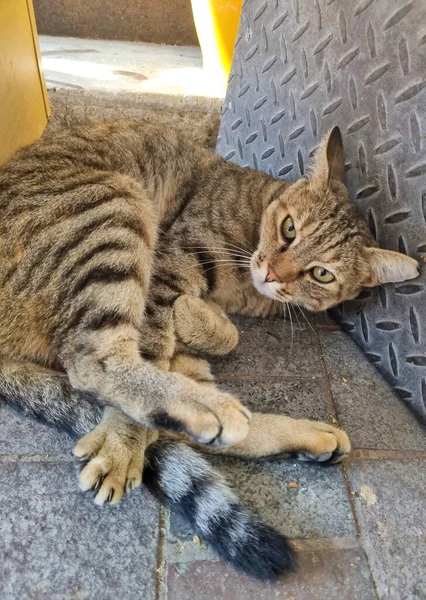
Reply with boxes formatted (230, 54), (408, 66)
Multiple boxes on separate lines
(250, 260), (288, 301)
(250, 257), (320, 311)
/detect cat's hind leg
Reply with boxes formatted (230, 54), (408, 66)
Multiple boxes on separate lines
(192, 412), (351, 464)
(75, 408), (157, 504)
(0, 356), (152, 504)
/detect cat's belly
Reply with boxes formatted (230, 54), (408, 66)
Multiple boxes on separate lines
(0, 291), (56, 365)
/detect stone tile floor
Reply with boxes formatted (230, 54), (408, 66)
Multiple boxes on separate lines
(1, 314), (425, 599)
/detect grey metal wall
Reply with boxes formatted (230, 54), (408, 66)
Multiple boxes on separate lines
(217, 0), (426, 421)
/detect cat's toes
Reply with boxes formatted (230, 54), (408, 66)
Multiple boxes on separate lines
(210, 394), (251, 447)
(75, 427), (145, 505)
(78, 448), (144, 505)
(148, 405), (223, 445)
(125, 454), (144, 493)
(92, 471), (127, 506)
(74, 427), (106, 461)
(194, 391), (251, 447)
(294, 422), (351, 465)
(150, 391), (251, 447)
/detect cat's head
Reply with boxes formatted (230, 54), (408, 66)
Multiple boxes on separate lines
(251, 127), (419, 311)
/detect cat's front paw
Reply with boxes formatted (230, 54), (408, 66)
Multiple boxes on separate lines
(74, 409), (154, 505)
(174, 295), (239, 355)
(198, 390), (252, 447)
(292, 420), (351, 464)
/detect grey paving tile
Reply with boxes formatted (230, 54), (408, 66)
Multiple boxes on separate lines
(212, 316), (322, 377)
(0, 405), (74, 455)
(319, 331), (426, 451)
(214, 457), (356, 539)
(218, 378), (330, 421)
(349, 460), (426, 600)
(0, 462), (159, 599)
(166, 456), (356, 565)
(166, 547), (376, 600)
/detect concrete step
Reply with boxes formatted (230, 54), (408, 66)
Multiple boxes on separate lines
(34, 0), (199, 47)
(40, 36), (224, 148)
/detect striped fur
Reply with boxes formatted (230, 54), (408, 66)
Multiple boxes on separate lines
(0, 360), (295, 581)
(0, 122), (418, 580)
(144, 440), (296, 580)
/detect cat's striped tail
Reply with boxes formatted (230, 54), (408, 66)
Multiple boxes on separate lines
(144, 438), (296, 581)
(0, 358), (296, 581)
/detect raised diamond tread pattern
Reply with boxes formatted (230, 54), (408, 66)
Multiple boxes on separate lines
(217, 0), (426, 420)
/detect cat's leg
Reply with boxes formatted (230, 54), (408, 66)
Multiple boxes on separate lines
(173, 294), (239, 355)
(169, 352), (216, 385)
(0, 356), (156, 504)
(61, 328), (250, 448)
(73, 353), (217, 505)
(48, 186), (251, 448)
(193, 412), (351, 463)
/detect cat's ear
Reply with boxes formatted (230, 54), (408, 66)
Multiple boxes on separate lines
(362, 247), (419, 286)
(311, 126), (346, 185)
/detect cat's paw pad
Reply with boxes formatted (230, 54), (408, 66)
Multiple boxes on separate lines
(296, 451), (334, 463)
(74, 426), (145, 505)
(293, 421), (351, 465)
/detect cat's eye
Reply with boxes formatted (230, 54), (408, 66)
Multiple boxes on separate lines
(311, 267), (335, 283)
(282, 216), (296, 241)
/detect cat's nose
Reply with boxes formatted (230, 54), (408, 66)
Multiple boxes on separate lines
(265, 266), (282, 283)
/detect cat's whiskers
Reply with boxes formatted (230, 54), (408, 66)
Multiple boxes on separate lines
(284, 301), (295, 355)
(296, 305), (319, 341)
(279, 302), (288, 344)
(222, 242), (255, 257)
(177, 259), (251, 278)
(180, 259), (251, 271)
(162, 244), (253, 255)
(156, 247), (253, 260)
(189, 263), (251, 279)
(291, 303), (303, 331)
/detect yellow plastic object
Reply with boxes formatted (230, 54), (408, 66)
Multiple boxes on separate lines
(191, 0), (242, 88)
(0, 0), (50, 165)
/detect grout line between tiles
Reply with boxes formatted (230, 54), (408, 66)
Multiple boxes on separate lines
(312, 327), (340, 422)
(0, 453), (75, 463)
(341, 464), (361, 537)
(313, 323), (372, 590)
(154, 505), (167, 600)
(2, 447), (426, 464)
(215, 373), (322, 382)
(348, 448), (426, 461)
(291, 536), (361, 552)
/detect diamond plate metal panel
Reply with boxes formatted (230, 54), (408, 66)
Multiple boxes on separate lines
(218, 0), (426, 421)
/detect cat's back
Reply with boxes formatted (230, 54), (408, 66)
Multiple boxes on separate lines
(0, 121), (153, 262)
(0, 120), (166, 194)
(0, 120), (164, 363)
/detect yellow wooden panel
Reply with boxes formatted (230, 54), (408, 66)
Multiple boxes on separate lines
(191, 0), (242, 87)
(0, 0), (50, 165)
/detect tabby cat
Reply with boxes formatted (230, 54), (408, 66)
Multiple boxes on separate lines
(0, 122), (418, 580)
